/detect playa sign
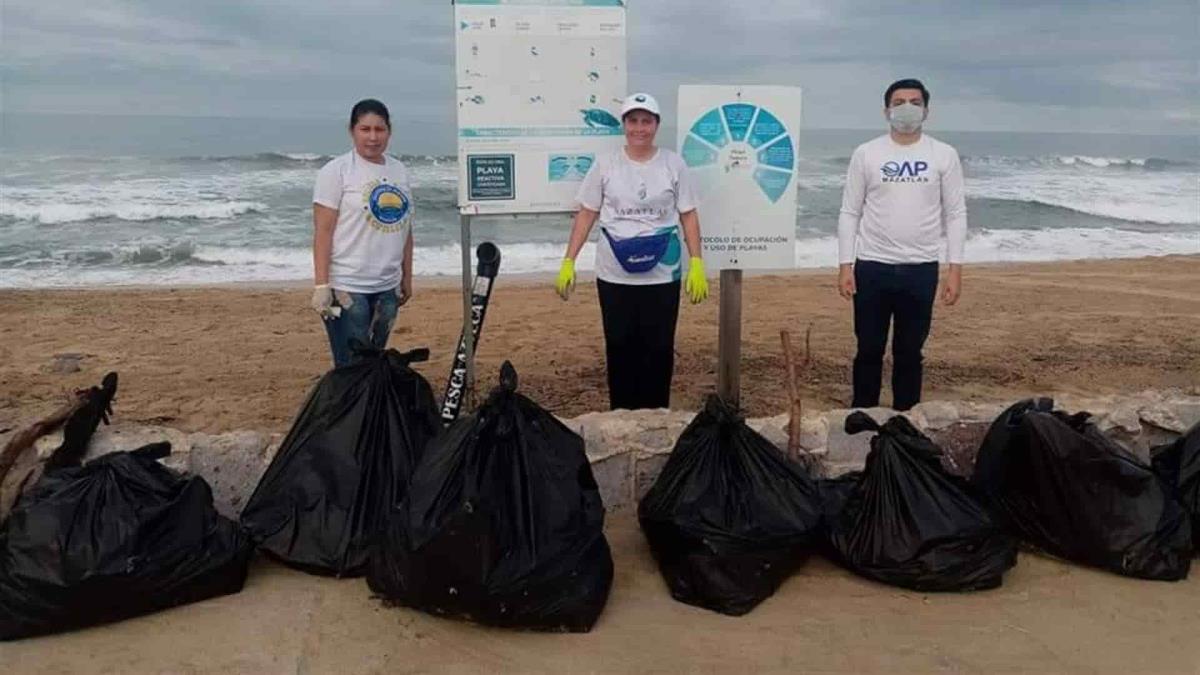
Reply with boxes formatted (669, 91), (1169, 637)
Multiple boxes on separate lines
(454, 0), (628, 214)
(677, 85), (802, 270)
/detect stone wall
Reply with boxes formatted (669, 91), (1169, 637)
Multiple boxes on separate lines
(7, 391), (1197, 517)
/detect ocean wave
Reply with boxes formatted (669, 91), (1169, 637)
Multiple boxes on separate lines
(3, 228), (1197, 288)
(0, 200), (268, 225)
(977, 196), (1197, 227)
(963, 154), (1195, 171)
(170, 152), (456, 166)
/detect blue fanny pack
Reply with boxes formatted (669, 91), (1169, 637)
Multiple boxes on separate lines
(602, 227), (675, 274)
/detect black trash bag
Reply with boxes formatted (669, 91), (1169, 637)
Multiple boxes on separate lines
(240, 347), (441, 577)
(0, 443), (253, 641)
(638, 396), (822, 616)
(973, 399), (1192, 580)
(367, 362), (613, 632)
(1151, 422), (1200, 555)
(46, 371), (119, 471)
(820, 412), (1017, 592)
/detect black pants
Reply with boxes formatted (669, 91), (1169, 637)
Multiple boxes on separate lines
(852, 259), (939, 411)
(597, 279), (681, 410)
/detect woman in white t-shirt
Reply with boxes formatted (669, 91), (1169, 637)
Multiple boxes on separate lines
(310, 99), (415, 367)
(555, 93), (709, 410)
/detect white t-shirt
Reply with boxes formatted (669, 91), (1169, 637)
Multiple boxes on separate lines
(312, 150), (413, 293)
(575, 148), (699, 285)
(837, 134), (967, 265)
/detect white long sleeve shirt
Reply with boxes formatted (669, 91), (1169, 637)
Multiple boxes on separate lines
(837, 134), (967, 265)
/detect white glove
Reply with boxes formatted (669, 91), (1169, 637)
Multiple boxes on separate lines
(311, 284), (339, 319)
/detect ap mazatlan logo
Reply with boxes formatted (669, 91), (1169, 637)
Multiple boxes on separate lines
(881, 160), (930, 183)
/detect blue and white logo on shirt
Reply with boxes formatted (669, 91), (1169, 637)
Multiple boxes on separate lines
(881, 160), (930, 183)
(362, 180), (411, 233)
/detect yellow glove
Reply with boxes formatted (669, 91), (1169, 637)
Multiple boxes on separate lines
(555, 258), (576, 300)
(685, 257), (709, 304)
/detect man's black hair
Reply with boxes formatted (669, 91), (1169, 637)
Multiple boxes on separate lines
(884, 79), (930, 107)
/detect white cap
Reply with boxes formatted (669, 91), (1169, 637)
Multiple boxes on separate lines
(620, 92), (661, 118)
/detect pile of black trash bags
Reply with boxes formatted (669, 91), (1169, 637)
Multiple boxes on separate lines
(0, 374), (253, 641)
(639, 396), (1017, 616)
(973, 399), (1193, 580)
(4, 356), (1195, 639)
(638, 396), (1194, 617)
(243, 352), (613, 632)
(1, 351), (615, 640)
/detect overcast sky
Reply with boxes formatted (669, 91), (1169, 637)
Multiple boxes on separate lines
(2, 0), (1197, 136)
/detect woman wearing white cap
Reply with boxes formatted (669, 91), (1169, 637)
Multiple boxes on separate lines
(555, 92), (709, 410)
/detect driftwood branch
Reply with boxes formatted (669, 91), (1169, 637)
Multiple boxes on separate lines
(1, 373), (118, 520)
(780, 325), (813, 462)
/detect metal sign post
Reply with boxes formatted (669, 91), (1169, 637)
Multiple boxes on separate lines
(717, 269), (744, 406)
(459, 212), (475, 407)
(450, 0), (628, 413)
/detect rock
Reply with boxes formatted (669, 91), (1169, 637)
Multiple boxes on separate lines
(1139, 404), (1189, 434)
(746, 414), (790, 451)
(634, 452), (670, 502)
(589, 452), (632, 511)
(745, 413), (829, 454)
(577, 409), (693, 460)
(822, 461), (865, 479)
(188, 431), (272, 517)
(927, 422), (991, 477)
(1095, 404), (1143, 435)
(957, 402), (1007, 424)
(1168, 399), (1200, 430)
(824, 408), (896, 466)
(913, 401), (960, 430)
(47, 354), (82, 374)
(798, 416), (829, 452)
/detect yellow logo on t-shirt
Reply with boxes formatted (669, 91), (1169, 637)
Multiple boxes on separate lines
(362, 180), (411, 233)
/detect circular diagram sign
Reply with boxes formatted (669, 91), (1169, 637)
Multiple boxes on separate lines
(676, 86), (801, 271)
(680, 103), (795, 203)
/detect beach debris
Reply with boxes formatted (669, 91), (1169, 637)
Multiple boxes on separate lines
(639, 395), (822, 615)
(820, 413), (1018, 591)
(240, 348), (440, 577)
(369, 362), (613, 632)
(780, 326), (812, 463)
(0, 439), (252, 640)
(973, 399), (1192, 580)
(1, 373), (118, 521)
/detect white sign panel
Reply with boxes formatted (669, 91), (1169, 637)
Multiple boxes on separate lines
(677, 85), (802, 270)
(454, 0), (628, 215)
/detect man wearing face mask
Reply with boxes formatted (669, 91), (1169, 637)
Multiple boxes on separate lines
(836, 78), (967, 411)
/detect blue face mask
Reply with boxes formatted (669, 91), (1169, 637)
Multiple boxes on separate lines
(888, 103), (924, 133)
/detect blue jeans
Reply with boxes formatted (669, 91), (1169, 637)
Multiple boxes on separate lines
(323, 289), (399, 367)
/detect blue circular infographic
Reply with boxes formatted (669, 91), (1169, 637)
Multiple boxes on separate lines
(680, 103), (794, 203)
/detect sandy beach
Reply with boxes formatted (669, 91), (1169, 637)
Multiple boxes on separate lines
(1, 509), (1197, 674)
(1, 255), (1198, 433)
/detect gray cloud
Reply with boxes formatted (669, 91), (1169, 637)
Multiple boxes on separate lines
(2, 0), (1196, 136)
